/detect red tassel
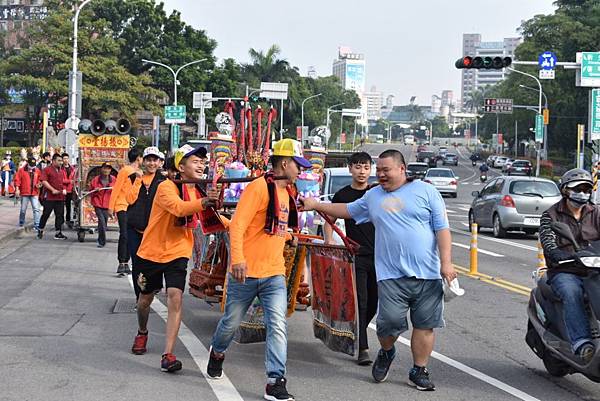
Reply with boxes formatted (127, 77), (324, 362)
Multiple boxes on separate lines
(239, 105), (246, 161)
(246, 107), (253, 154)
(255, 106), (264, 151)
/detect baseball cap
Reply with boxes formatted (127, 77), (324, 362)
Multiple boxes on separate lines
(143, 146), (161, 159)
(174, 144), (208, 169)
(157, 150), (165, 160)
(101, 162), (112, 168)
(272, 139), (312, 169)
(565, 180), (593, 189)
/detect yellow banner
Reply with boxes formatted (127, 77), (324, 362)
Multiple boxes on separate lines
(78, 134), (130, 149)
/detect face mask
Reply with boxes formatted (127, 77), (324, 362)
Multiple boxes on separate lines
(568, 191), (591, 205)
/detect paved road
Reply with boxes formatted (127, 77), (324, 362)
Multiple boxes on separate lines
(2, 148), (600, 400)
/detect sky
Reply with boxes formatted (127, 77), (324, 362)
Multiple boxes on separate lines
(162, 0), (557, 107)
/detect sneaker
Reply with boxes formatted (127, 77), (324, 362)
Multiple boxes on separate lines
(97, 243), (105, 248)
(357, 348), (372, 366)
(577, 343), (595, 364)
(372, 347), (395, 383)
(161, 353), (182, 373)
(116, 263), (127, 276)
(131, 332), (148, 355)
(37, 229), (43, 239)
(207, 347), (224, 379)
(123, 264), (132, 275)
(409, 366), (436, 391)
(264, 377), (294, 401)
(54, 232), (68, 240)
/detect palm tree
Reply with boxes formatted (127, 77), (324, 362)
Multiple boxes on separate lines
(243, 45), (292, 83)
(464, 87), (488, 113)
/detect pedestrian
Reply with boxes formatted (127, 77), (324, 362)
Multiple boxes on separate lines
(37, 152), (51, 170)
(207, 138), (311, 401)
(324, 151), (377, 366)
(301, 149), (456, 392)
(1, 152), (16, 197)
(62, 153), (77, 229)
(108, 148), (142, 276)
(13, 155), (42, 230)
(125, 147), (166, 299)
(89, 162), (115, 248)
(131, 144), (218, 373)
(38, 153), (68, 240)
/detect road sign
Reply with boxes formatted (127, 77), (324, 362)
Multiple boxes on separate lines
(260, 82), (289, 100)
(535, 114), (544, 143)
(577, 52), (600, 87)
(341, 108), (362, 117)
(538, 51), (557, 70)
(193, 92), (212, 109)
(171, 124), (180, 150)
(483, 98), (513, 114)
(165, 105), (186, 124)
(543, 108), (550, 125)
(539, 69), (555, 80)
(589, 88), (600, 141)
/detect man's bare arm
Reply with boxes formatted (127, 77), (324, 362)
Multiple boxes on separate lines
(301, 197), (351, 219)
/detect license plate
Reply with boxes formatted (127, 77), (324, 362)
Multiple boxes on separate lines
(524, 217), (540, 225)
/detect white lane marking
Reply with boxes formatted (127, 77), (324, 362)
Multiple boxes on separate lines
(128, 279), (245, 401)
(450, 228), (538, 252)
(367, 323), (541, 401)
(452, 242), (504, 257)
(458, 206), (471, 211)
(446, 209), (457, 214)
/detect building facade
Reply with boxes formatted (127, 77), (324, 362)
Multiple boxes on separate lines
(460, 34), (521, 109)
(332, 46), (367, 125)
(1, 0), (47, 50)
(363, 86), (383, 121)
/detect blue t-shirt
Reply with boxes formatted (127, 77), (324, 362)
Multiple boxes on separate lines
(347, 180), (449, 281)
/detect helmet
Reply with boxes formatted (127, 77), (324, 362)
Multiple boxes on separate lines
(559, 168), (593, 191)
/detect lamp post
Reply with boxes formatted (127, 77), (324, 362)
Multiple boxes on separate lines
(509, 67), (543, 176)
(68, 0), (94, 129)
(519, 84), (549, 159)
(326, 103), (344, 150)
(142, 58), (207, 106)
(301, 93), (322, 133)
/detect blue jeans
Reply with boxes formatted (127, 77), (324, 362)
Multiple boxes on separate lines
(20, 196), (41, 229)
(211, 274), (288, 378)
(550, 273), (592, 352)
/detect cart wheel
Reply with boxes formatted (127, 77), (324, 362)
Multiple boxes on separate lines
(77, 231), (86, 243)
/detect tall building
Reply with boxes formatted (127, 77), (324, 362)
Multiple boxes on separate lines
(431, 95), (441, 114)
(332, 46), (367, 124)
(1, 0), (47, 50)
(460, 34), (521, 109)
(307, 65), (317, 79)
(364, 86), (383, 121)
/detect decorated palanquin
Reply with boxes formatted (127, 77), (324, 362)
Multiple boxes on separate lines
(187, 102), (359, 356)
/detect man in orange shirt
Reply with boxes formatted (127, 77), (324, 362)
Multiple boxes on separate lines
(108, 148), (142, 276)
(131, 144), (218, 373)
(207, 139), (311, 401)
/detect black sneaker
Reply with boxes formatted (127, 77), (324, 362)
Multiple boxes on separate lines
(357, 349), (372, 366)
(116, 263), (127, 276)
(207, 347), (224, 379)
(372, 347), (395, 383)
(264, 377), (294, 401)
(37, 229), (43, 239)
(54, 232), (68, 240)
(409, 366), (435, 391)
(123, 264), (132, 275)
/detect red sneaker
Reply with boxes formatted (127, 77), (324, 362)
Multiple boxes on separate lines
(131, 332), (148, 355)
(161, 353), (182, 373)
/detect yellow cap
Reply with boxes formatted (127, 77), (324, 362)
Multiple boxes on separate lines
(272, 139), (312, 168)
(174, 144), (208, 169)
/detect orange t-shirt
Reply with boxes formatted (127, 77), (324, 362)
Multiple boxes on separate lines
(108, 165), (134, 212)
(136, 180), (204, 263)
(229, 178), (291, 279)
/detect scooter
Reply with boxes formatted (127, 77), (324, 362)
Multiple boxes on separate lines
(526, 222), (600, 382)
(480, 173), (487, 182)
(472, 160), (477, 167)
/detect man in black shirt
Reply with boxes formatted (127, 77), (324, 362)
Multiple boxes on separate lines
(324, 151), (377, 366)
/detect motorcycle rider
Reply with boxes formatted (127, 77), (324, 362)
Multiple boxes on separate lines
(539, 168), (600, 363)
(470, 153), (479, 165)
(478, 162), (489, 179)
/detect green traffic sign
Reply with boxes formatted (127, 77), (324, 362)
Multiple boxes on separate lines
(171, 124), (180, 149)
(590, 88), (600, 141)
(165, 105), (186, 123)
(582, 52), (600, 79)
(535, 114), (544, 143)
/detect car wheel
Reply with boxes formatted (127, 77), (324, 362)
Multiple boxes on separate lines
(468, 210), (481, 232)
(493, 214), (507, 238)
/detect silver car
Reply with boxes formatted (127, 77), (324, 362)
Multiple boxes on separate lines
(424, 168), (458, 198)
(494, 156), (508, 169)
(468, 176), (561, 237)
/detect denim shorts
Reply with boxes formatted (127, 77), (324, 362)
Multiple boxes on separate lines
(376, 277), (444, 338)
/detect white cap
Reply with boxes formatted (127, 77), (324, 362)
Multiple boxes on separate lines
(143, 146), (161, 159)
(443, 278), (465, 302)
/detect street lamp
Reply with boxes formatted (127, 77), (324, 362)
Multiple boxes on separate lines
(68, 0), (94, 129)
(325, 103), (345, 148)
(519, 84), (549, 159)
(509, 67), (543, 177)
(142, 58), (207, 106)
(301, 93), (322, 132)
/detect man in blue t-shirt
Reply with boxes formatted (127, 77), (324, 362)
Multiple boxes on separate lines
(301, 149), (456, 392)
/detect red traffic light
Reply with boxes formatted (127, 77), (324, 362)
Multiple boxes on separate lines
(455, 56), (512, 70)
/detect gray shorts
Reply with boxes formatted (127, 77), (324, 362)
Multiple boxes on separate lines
(376, 277), (444, 338)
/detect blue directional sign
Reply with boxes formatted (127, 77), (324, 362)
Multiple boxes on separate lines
(538, 51), (558, 70)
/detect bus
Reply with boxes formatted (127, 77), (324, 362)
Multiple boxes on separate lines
(404, 135), (415, 145)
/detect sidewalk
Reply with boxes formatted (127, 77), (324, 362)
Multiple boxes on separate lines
(0, 195), (32, 242)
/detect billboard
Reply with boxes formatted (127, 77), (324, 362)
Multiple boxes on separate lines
(345, 61), (365, 94)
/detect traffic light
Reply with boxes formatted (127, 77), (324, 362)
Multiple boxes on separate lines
(455, 56), (512, 69)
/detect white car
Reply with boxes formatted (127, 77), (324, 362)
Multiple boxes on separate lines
(424, 168), (458, 198)
(494, 156), (508, 169)
(502, 158), (515, 173)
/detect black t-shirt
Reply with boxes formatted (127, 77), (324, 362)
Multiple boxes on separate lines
(332, 185), (375, 256)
